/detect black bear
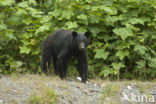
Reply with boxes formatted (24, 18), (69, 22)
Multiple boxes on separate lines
(41, 29), (90, 82)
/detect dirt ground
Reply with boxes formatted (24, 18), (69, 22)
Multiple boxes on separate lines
(0, 74), (156, 104)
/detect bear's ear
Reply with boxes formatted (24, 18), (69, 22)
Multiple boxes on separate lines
(84, 31), (91, 38)
(72, 31), (77, 37)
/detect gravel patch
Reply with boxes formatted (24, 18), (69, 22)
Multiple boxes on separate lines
(0, 74), (155, 104)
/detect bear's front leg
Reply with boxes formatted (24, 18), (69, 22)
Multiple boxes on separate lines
(77, 51), (88, 83)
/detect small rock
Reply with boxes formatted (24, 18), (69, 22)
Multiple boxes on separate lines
(86, 81), (89, 84)
(101, 84), (105, 88)
(94, 83), (97, 86)
(106, 97), (110, 100)
(127, 85), (132, 90)
(149, 92), (155, 95)
(84, 89), (89, 95)
(76, 77), (82, 82)
(0, 100), (3, 104)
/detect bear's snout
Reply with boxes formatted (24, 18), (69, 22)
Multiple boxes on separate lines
(79, 42), (85, 51)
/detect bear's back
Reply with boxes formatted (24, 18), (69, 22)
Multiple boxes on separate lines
(52, 29), (72, 38)
(42, 29), (73, 51)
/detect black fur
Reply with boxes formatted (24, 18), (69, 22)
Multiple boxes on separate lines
(41, 29), (90, 83)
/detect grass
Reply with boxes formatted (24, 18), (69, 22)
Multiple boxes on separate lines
(99, 80), (156, 104)
(136, 81), (154, 93)
(101, 83), (120, 98)
(100, 82), (120, 104)
(10, 74), (59, 104)
(122, 80), (155, 93)
(29, 87), (58, 104)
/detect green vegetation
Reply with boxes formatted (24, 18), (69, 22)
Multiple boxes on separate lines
(100, 83), (120, 104)
(29, 89), (58, 104)
(0, 0), (156, 80)
(101, 83), (120, 98)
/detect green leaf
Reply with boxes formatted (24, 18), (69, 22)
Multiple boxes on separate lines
(26, 7), (43, 16)
(7, 15), (23, 25)
(116, 50), (129, 60)
(122, 18), (145, 25)
(62, 10), (74, 19)
(4, 30), (16, 41)
(116, 41), (131, 49)
(89, 27), (100, 37)
(100, 6), (117, 15)
(16, 61), (23, 68)
(0, 38), (7, 46)
(134, 45), (147, 55)
(85, 0), (92, 3)
(28, 0), (37, 5)
(35, 24), (51, 34)
(19, 46), (31, 54)
(9, 61), (21, 69)
(66, 21), (78, 29)
(103, 0), (113, 6)
(125, 24), (140, 32)
(112, 62), (125, 70)
(32, 47), (39, 55)
(94, 49), (109, 60)
(51, 9), (62, 17)
(89, 15), (99, 23)
(77, 27), (87, 33)
(113, 28), (133, 40)
(40, 16), (52, 23)
(16, 8), (27, 15)
(101, 69), (111, 77)
(77, 14), (87, 20)
(21, 39), (30, 46)
(136, 60), (145, 69)
(22, 33), (33, 39)
(17, 1), (29, 8)
(0, 0), (15, 6)
(149, 58), (156, 68)
(104, 15), (114, 26)
(91, 6), (99, 11)
(22, 18), (32, 25)
(0, 23), (7, 30)
(100, 66), (112, 77)
(85, 5), (91, 10)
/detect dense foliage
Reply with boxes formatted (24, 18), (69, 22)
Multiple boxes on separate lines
(0, 0), (156, 80)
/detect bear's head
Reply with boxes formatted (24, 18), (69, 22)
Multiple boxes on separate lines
(72, 31), (91, 51)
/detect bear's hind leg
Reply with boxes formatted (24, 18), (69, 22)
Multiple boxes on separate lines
(52, 56), (58, 75)
(56, 49), (68, 79)
(63, 61), (68, 79)
(41, 56), (50, 74)
(41, 50), (51, 74)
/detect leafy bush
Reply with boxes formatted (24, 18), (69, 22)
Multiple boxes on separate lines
(0, 0), (156, 80)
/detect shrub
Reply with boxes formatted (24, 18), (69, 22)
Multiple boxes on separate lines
(0, 0), (156, 80)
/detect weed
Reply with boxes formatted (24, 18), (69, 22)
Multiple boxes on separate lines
(29, 95), (41, 104)
(29, 89), (58, 104)
(100, 83), (120, 103)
